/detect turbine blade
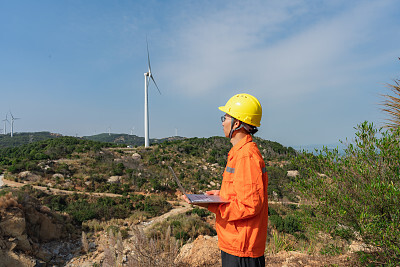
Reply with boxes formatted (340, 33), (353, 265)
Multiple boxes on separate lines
(150, 75), (161, 95)
(146, 38), (152, 73)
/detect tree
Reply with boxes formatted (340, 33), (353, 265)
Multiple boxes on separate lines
(292, 122), (400, 265)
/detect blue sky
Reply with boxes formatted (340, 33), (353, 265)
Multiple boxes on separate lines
(1, 0), (399, 147)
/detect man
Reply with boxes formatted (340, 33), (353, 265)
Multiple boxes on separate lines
(183, 93), (268, 267)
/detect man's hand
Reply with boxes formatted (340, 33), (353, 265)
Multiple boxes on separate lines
(206, 190), (220, 196)
(181, 194), (209, 208)
(181, 194), (191, 204)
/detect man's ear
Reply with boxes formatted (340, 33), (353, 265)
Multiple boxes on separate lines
(233, 120), (241, 129)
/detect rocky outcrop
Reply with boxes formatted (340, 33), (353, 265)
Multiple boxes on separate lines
(107, 176), (121, 184)
(131, 153), (141, 160)
(0, 192), (77, 265)
(0, 250), (36, 267)
(287, 170), (299, 177)
(176, 235), (220, 266)
(18, 171), (41, 182)
(52, 173), (65, 180)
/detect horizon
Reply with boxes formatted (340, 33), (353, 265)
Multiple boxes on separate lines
(1, 1), (399, 147)
(1, 130), (349, 151)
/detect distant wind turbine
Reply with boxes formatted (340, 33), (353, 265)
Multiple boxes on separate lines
(108, 127), (111, 136)
(144, 39), (161, 148)
(130, 127), (135, 136)
(2, 114), (9, 135)
(9, 112), (20, 137)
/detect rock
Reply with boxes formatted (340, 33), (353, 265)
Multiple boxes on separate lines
(0, 208), (32, 252)
(0, 209), (26, 237)
(272, 191), (279, 201)
(18, 171), (40, 182)
(0, 250), (36, 267)
(287, 170), (299, 177)
(349, 240), (372, 252)
(16, 234), (31, 251)
(210, 181), (216, 186)
(36, 247), (52, 262)
(132, 153), (141, 160)
(39, 213), (63, 241)
(108, 176), (121, 184)
(176, 235), (220, 266)
(52, 173), (64, 180)
(89, 242), (96, 250)
(23, 201), (67, 242)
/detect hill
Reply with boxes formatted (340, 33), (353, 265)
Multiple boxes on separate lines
(0, 132), (61, 148)
(0, 132), (187, 149)
(82, 133), (186, 146)
(0, 134), (296, 197)
(0, 134), (367, 266)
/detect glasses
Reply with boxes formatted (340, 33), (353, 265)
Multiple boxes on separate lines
(221, 115), (232, 122)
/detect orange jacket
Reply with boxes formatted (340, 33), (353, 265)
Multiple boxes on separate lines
(208, 134), (268, 258)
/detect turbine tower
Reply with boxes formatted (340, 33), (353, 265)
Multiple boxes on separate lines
(9, 112), (20, 137)
(144, 39), (161, 148)
(2, 114), (9, 135)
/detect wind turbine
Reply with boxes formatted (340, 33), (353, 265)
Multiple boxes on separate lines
(9, 112), (20, 137)
(2, 114), (9, 135)
(144, 39), (161, 148)
(130, 127), (135, 136)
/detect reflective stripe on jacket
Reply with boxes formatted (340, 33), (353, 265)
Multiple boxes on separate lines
(208, 134), (268, 258)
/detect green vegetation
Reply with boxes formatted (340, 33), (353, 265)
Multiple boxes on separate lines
(0, 132), (57, 148)
(83, 133), (185, 146)
(147, 209), (216, 242)
(0, 133), (295, 198)
(14, 185), (171, 225)
(292, 122), (400, 265)
(0, 136), (117, 173)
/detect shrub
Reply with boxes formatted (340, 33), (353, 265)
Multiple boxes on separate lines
(269, 214), (301, 235)
(269, 215), (284, 232)
(125, 226), (181, 266)
(188, 207), (211, 217)
(283, 215), (301, 235)
(148, 213), (216, 243)
(0, 192), (19, 210)
(292, 122), (400, 265)
(268, 207), (279, 216)
(142, 195), (171, 217)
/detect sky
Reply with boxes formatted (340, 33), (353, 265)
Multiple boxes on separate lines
(1, 0), (399, 147)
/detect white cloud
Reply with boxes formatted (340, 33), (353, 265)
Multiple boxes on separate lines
(159, 0), (398, 103)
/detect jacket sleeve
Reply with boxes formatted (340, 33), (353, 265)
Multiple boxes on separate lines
(217, 155), (265, 222)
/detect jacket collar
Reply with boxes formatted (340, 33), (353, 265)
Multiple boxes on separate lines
(229, 134), (253, 155)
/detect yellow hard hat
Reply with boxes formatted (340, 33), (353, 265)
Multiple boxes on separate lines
(219, 93), (262, 127)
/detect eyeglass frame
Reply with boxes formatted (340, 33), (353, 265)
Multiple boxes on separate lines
(221, 114), (233, 122)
